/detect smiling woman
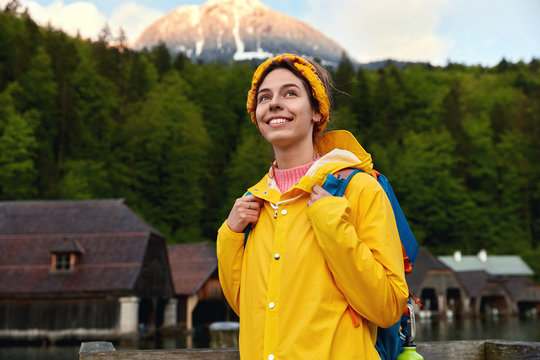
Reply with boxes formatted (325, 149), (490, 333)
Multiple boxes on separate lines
(217, 53), (409, 359)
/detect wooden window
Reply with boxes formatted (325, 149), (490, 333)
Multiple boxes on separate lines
(53, 253), (72, 271)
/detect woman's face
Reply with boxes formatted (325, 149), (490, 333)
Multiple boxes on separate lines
(255, 68), (320, 150)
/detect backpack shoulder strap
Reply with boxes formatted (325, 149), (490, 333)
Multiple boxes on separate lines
(374, 173), (419, 267)
(322, 168), (362, 197)
(242, 191), (253, 248)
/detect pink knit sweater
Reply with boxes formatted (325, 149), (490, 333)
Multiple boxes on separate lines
(274, 159), (318, 192)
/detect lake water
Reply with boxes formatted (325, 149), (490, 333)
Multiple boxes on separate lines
(1, 316), (539, 360)
(415, 315), (540, 342)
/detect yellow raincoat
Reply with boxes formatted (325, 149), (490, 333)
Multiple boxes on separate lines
(217, 130), (409, 359)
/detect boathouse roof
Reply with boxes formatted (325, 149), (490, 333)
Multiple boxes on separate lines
(0, 199), (160, 236)
(168, 242), (217, 296)
(0, 200), (171, 297)
(438, 254), (534, 276)
(454, 271), (491, 297)
(501, 276), (540, 302)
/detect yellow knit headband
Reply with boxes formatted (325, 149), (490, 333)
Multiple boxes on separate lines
(246, 53), (330, 137)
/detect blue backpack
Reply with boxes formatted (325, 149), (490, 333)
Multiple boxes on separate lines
(243, 168), (419, 360)
(322, 168), (419, 360)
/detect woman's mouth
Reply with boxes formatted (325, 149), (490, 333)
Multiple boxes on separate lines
(267, 117), (292, 126)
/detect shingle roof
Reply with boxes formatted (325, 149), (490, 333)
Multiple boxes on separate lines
(454, 271), (491, 297)
(438, 255), (534, 276)
(501, 277), (540, 301)
(168, 243), (217, 296)
(0, 234), (149, 294)
(0, 199), (159, 236)
(0, 200), (163, 295)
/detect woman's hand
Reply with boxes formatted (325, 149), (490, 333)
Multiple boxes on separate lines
(308, 185), (332, 207)
(226, 194), (263, 233)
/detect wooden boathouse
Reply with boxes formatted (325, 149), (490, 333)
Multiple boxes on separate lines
(0, 200), (175, 343)
(167, 242), (230, 336)
(439, 250), (540, 316)
(407, 248), (540, 317)
(407, 248), (469, 316)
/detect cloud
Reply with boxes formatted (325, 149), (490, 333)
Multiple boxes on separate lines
(17, 0), (107, 39)
(301, 0), (454, 65)
(0, 0), (162, 42)
(109, 3), (163, 44)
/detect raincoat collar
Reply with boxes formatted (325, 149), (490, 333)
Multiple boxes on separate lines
(247, 130), (373, 203)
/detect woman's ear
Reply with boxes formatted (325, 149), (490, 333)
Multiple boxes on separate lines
(312, 113), (322, 123)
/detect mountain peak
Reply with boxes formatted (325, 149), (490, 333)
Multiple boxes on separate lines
(206, 0), (263, 6)
(133, 0), (348, 66)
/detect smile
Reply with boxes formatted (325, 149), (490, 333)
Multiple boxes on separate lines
(267, 117), (292, 125)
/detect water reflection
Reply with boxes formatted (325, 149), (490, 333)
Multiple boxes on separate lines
(2, 316), (539, 360)
(0, 344), (79, 360)
(415, 316), (540, 342)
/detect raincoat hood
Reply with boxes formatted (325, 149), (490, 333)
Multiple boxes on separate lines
(248, 130), (374, 202)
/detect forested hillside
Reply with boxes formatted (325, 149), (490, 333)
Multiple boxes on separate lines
(1, 8), (539, 276)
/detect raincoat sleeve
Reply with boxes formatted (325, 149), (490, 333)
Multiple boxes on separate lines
(217, 221), (245, 316)
(307, 174), (409, 327)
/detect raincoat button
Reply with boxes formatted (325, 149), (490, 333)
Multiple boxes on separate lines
(268, 355), (275, 360)
(274, 253), (280, 260)
(281, 209), (287, 215)
(269, 302), (275, 309)
(264, 191), (268, 195)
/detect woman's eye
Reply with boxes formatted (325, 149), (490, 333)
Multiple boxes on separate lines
(285, 91), (296, 97)
(258, 95), (270, 103)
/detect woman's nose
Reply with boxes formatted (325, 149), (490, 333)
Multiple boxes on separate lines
(269, 97), (282, 110)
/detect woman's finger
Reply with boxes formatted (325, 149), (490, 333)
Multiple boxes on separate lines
(227, 196), (262, 232)
(308, 185), (332, 207)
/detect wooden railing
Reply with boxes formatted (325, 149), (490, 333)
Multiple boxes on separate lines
(79, 340), (540, 360)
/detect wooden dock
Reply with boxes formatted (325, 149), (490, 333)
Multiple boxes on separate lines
(79, 340), (540, 360)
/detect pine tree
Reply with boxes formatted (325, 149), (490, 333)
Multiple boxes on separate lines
(0, 85), (38, 199)
(122, 71), (210, 243)
(151, 41), (172, 80)
(351, 68), (373, 133)
(17, 45), (58, 196)
(333, 52), (355, 109)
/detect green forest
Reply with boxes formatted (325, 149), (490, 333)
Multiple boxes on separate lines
(1, 8), (539, 276)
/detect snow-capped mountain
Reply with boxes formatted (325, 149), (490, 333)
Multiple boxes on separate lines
(133, 0), (349, 67)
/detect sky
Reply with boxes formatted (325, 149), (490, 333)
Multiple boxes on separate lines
(3, 0), (539, 66)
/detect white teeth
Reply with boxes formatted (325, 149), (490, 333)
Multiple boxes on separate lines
(269, 118), (288, 125)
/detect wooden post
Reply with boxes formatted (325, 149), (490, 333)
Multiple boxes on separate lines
(437, 293), (446, 316)
(186, 294), (198, 332)
(462, 296), (471, 316)
(163, 298), (178, 328)
(118, 296), (139, 338)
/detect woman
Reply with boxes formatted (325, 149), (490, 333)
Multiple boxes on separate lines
(217, 54), (408, 359)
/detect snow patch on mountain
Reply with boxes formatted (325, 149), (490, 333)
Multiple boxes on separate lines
(133, 0), (349, 66)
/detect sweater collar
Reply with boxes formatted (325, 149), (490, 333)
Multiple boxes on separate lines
(248, 130), (374, 203)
